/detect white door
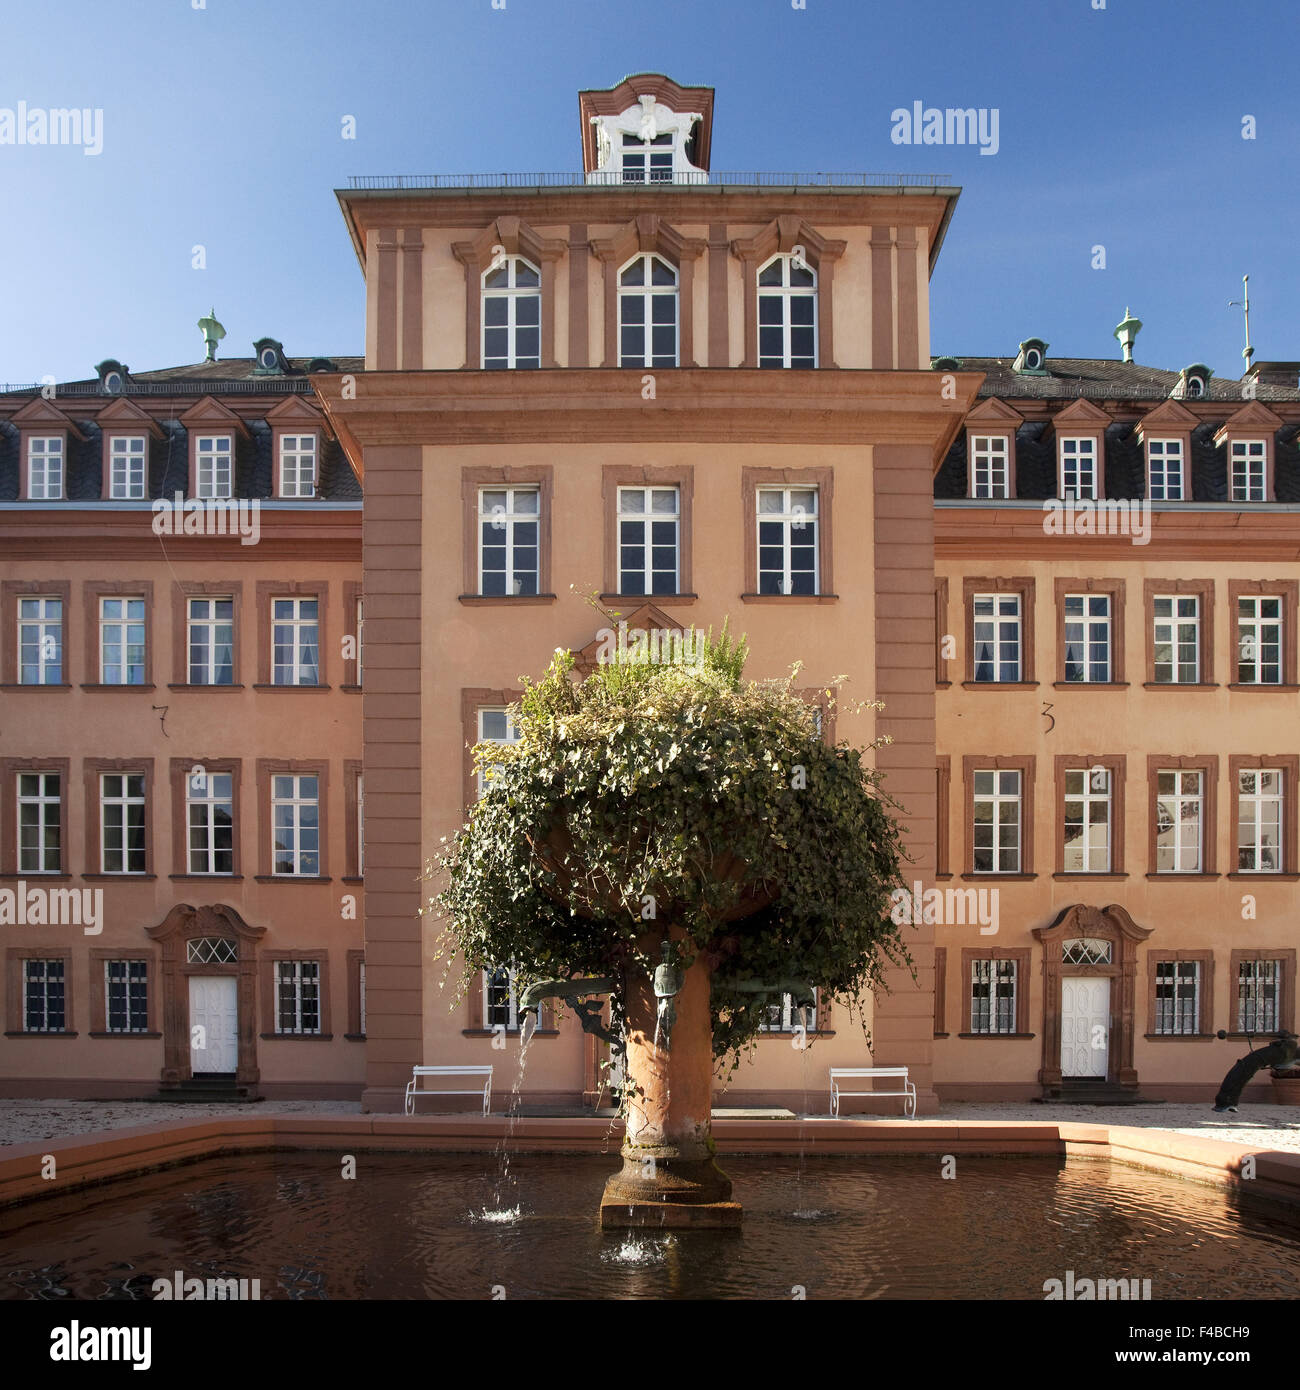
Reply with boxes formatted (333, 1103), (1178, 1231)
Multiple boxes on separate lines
(189, 976), (239, 1073)
(1061, 978), (1110, 1078)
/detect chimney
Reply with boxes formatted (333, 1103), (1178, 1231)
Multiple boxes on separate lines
(1113, 307), (1142, 364)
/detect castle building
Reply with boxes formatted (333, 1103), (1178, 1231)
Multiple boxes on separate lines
(1, 74), (1295, 1110)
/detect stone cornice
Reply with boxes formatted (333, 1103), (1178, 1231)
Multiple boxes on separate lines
(311, 368), (982, 466)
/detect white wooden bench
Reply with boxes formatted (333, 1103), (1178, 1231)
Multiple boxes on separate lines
(404, 1065), (493, 1116)
(829, 1067), (916, 1119)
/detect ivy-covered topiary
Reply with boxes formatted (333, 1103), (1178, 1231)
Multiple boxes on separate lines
(430, 623), (912, 1059)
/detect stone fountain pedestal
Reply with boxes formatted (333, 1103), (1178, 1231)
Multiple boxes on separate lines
(600, 944), (742, 1229)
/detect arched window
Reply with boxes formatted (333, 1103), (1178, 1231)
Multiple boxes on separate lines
(618, 253), (678, 367)
(758, 254), (817, 368)
(482, 256), (541, 369)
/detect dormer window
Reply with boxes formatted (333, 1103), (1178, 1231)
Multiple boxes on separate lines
(27, 437), (64, 500)
(1013, 338), (1049, 375)
(758, 254), (817, 369)
(252, 338), (287, 376)
(1172, 364), (1211, 399)
(96, 359), (127, 394)
(621, 131), (673, 183)
(482, 257), (541, 369)
(1147, 439), (1184, 501)
(619, 254), (678, 367)
(1058, 437), (1097, 500)
(279, 434), (317, 499)
(195, 435), (233, 499)
(1231, 440), (1267, 501)
(109, 436), (147, 499)
(970, 435), (1010, 499)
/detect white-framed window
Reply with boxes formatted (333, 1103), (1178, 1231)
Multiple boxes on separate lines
(279, 433), (317, 499)
(1059, 437), (1097, 500)
(1152, 595), (1199, 683)
(756, 486), (818, 595)
(275, 960), (321, 1034)
(478, 487), (539, 596)
(105, 960), (149, 1034)
(970, 958), (1017, 1035)
(1154, 961), (1200, 1036)
(1062, 594), (1110, 683)
(970, 436), (1009, 499)
(187, 937), (237, 965)
(272, 773), (319, 876)
(26, 437), (63, 500)
(1238, 769), (1284, 873)
(109, 436), (147, 499)
(1147, 439), (1184, 501)
(99, 597), (146, 684)
(23, 959), (65, 1032)
(758, 988), (819, 1032)
(620, 131), (673, 183)
(187, 768), (233, 874)
(195, 435), (233, 499)
(17, 772), (61, 873)
(618, 254), (678, 367)
(483, 964), (540, 1031)
(1231, 440), (1267, 502)
(271, 597), (319, 685)
(1155, 770), (1202, 874)
(1237, 596), (1282, 684)
(1062, 938), (1112, 966)
(476, 707), (521, 799)
(617, 486), (679, 595)
(1237, 959), (1281, 1034)
(482, 256), (541, 369)
(972, 593), (1021, 682)
(18, 596), (62, 685)
(1063, 767), (1111, 873)
(972, 770), (1021, 873)
(100, 772), (146, 874)
(188, 597), (234, 685)
(757, 254), (817, 369)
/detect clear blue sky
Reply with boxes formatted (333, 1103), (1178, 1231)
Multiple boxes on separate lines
(2, 0), (1297, 384)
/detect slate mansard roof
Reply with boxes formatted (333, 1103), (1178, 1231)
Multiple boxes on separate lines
(0, 357), (365, 503)
(933, 356), (1300, 504)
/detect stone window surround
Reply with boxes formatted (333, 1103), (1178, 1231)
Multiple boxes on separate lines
(344, 758), (364, 880)
(958, 947), (1032, 1036)
(460, 688), (521, 811)
(342, 581), (363, 690)
(169, 756), (242, 879)
(170, 580), (243, 689)
(346, 948), (365, 1039)
(0, 757), (71, 877)
(260, 949), (332, 1040)
(1144, 950), (1214, 1038)
(1227, 578), (1299, 689)
(1052, 753), (1127, 878)
(965, 429), (1016, 499)
(936, 754), (951, 877)
(452, 216), (566, 370)
(82, 579), (155, 691)
(460, 465), (555, 603)
(933, 944), (948, 1036)
(5, 946), (75, 1036)
(1052, 576), (1127, 687)
(89, 947), (161, 1037)
(255, 579), (329, 688)
(961, 576), (1036, 687)
(254, 758), (330, 881)
(1144, 754), (1219, 879)
(600, 464), (695, 600)
(1228, 753), (1300, 878)
(960, 753), (1036, 879)
(1228, 948), (1296, 1035)
(1143, 578), (1216, 687)
(1, 579), (71, 688)
(83, 757), (155, 879)
(740, 465), (835, 603)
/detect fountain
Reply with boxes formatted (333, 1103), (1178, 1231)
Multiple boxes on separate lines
(434, 625), (912, 1229)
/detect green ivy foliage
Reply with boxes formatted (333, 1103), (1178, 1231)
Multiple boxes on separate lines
(430, 625), (912, 1059)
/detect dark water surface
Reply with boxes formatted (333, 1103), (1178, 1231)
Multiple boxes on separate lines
(3, 1152), (1299, 1300)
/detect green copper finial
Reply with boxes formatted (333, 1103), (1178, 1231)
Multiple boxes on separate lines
(1113, 307), (1142, 364)
(197, 308), (226, 363)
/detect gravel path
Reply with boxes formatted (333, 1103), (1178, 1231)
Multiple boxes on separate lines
(2, 1096), (1299, 1151)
